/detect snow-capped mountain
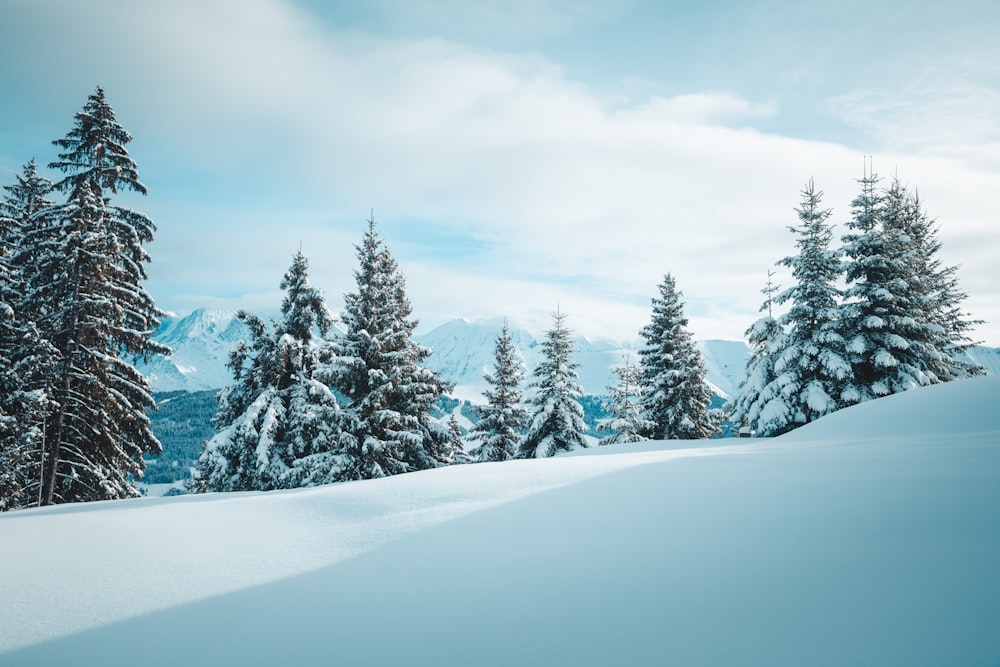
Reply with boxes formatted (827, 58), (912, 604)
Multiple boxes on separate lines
(137, 309), (250, 392)
(959, 345), (1000, 376)
(140, 310), (751, 400)
(139, 309), (997, 401)
(418, 318), (751, 401)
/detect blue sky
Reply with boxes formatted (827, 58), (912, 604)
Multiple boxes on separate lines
(2, 0), (999, 344)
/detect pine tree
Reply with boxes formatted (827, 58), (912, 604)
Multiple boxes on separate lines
(889, 182), (983, 380)
(14, 88), (167, 504)
(446, 414), (472, 464)
(770, 179), (852, 430)
(193, 252), (354, 492)
(0, 297), (56, 510)
(0, 161), (57, 510)
(2, 159), (54, 251)
(468, 321), (529, 462)
(727, 271), (791, 436)
(329, 215), (453, 479)
(519, 309), (588, 458)
(839, 168), (968, 401)
(637, 274), (719, 440)
(596, 351), (651, 445)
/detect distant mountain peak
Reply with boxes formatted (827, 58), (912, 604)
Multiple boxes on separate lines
(139, 312), (757, 400)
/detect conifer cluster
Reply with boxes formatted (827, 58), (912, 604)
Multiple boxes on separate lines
(1, 88), (166, 509)
(729, 172), (982, 436)
(192, 216), (457, 491)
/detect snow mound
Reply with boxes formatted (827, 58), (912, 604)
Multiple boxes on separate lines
(783, 375), (1000, 441)
(2, 376), (998, 666)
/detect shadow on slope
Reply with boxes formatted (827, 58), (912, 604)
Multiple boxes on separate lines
(6, 411), (999, 667)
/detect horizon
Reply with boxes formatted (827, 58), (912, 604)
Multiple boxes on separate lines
(2, 1), (998, 345)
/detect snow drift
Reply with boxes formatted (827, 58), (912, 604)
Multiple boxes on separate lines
(1, 376), (998, 666)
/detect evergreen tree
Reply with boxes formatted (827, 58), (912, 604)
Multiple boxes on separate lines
(596, 351), (651, 445)
(770, 179), (852, 430)
(0, 161), (57, 510)
(838, 169), (973, 401)
(329, 215), (453, 479)
(519, 309), (588, 458)
(727, 271), (791, 436)
(446, 414), (472, 464)
(889, 182), (983, 380)
(468, 321), (529, 462)
(2, 159), (54, 254)
(637, 274), (719, 440)
(14, 88), (167, 504)
(0, 295), (56, 510)
(193, 252), (354, 492)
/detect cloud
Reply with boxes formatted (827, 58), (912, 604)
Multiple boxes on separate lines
(2, 0), (999, 345)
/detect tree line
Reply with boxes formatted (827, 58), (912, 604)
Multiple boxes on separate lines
(191, 233), (721, 490)
(1, 88), (983, 508)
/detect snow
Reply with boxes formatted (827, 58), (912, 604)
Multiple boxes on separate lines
(2, 377), (999, 665)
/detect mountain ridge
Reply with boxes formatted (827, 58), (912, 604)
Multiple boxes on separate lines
(138, 308), (996, 401)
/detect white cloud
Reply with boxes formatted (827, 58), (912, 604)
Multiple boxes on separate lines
(3, 0), (999, 345)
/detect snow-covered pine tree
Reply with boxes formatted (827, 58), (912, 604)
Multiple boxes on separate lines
(14, 88), (168, 505)
(519, 309), (588, 458)
(0, 300), (55, 510)
(637, 274), (719, 440)
(192, 252), (354, 492)
(0, 161), (58, 510)
(889, 181), (983, 380)
(329, 215), (453, 479)
(2, 159), (54, 249)
(726, 271), (791, 436)
(770, 179), (852, 430)
(446, 414), (472, 464)
(839, 168), (961, 402)
(468, 321), (529, 462)
(596, 351), (651, 445)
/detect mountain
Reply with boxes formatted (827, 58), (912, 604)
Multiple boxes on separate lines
(137, 309), (250, 392)
(960, 345), (1000, 376)
(416, 318), (751, 402)
(139, 310), (994, 402)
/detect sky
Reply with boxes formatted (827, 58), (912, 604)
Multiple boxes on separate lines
(1, 0), (999, 344)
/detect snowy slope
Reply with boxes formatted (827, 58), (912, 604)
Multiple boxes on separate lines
(961, 344), (1000, 376)
(2, 376), (998, 666)
(696, 338), (751, 398)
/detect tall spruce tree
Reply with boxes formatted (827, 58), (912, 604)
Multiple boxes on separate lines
(14, 88), (167, 504)
(887, 181), (983, 380)
(727, 271), (791, 436)
(637, 274), (719, 440)
(329, 215), (453, 479)
(596, 351), (651, 445)
(468, 321), (529, 462)
(519, 309), (588, 458)
(838, 168), (970, 401)
(193, 252), (354, 492)
(770, 179), (852, 429)
(0, 161), (58, 510)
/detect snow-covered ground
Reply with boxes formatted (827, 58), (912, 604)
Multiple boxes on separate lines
(2, 376), (999, 666)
